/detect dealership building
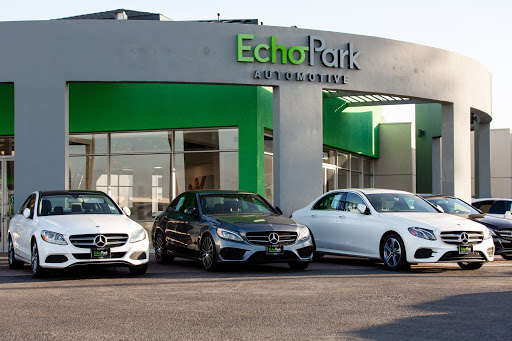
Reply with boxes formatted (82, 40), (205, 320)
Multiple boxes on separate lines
(0, 10), (494, 250)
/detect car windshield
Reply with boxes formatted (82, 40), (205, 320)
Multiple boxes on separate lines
(38, 193), (122, 216)
(200, 194), (275, 215)
(427, 197), (480, 214)
(366, 193), (439, 213)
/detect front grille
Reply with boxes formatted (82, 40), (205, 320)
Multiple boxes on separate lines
(73, 252), (126, 260)
(497, 229), (512, 241)
(438, 251), (486, 262)
(69, 233), (129, 249)
(245, 231), (297, 245)
(440, 231), (483, 245)
(248, 251), (299, 262)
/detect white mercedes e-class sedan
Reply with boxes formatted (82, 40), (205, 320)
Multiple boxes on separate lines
(292, 189), (495, 270)
(8, 190), (149, 277)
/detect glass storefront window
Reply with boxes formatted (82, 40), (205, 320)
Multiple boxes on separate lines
(351, 155), (361, 172)
(337, 152), (349, 169)
(69, 134), (108, 155)
(0, 136), (14, 156)
(111, 131), (172, 154)
(338, 169), (349, 189)
(110, 154), (171, 221)
(173, 151), (238, 195)
(174, 128), (238, 152)
(69, 156), (109, 191)
(322, 149), (336, 165)
(351, 172), (361, 188)
(363, 159), (371, 174)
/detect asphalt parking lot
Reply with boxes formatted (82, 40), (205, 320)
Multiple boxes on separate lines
(0, 254), (511, 341)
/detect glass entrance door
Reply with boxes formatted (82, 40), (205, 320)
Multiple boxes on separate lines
(0, 158), (14, 252)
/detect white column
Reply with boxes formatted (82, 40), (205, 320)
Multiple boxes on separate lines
(14, 80), (69, 210)
(273, 86), (323, 216)
(476, 121), (491, 198)
(441, 103), (472, 202)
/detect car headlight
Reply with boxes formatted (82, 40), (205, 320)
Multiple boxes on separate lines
(216, 228), (244, 242)
(41, 230), (67, 245)
(297, 226), (311, 241)
(130, 229), (147, 243)
(408, 227), (436, 241)
(484, 228), (492, 240)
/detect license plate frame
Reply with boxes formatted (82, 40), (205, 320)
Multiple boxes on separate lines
(91, 248), (111, 259)
(266, 245), (284, 255)
(458, 244), (473, 255)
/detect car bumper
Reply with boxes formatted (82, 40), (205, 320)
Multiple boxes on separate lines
(406, 237), (495, 263)
(213, 235), (313, 264)
(36, 236), (150, 269)
(492, 236), (512, 256)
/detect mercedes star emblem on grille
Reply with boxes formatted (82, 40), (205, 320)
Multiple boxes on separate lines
(268, 232), (280, 245)
(459, 232), (470, 244)
(94, 235), (107, 248)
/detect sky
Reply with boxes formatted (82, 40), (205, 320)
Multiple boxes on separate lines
(1, 0), (510, 128)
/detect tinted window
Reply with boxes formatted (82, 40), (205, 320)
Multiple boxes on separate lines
(428, 198), (479, 214)
(344, 193), (365, 213)
(180, 193), (198, 214)
(200, 193), (274, 214)
(366, 193), (438, 213)
(473, 200), (494, 213)
(19, 195), (33, 214)
(313, 193), (344, 210)
(489, 200), (512, 214)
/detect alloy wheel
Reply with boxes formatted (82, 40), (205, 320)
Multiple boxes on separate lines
(202, 237), (214, 270)
(383, 237), (402, 268)
(31, 243), (39, 274)
(155, 233), (164, 263)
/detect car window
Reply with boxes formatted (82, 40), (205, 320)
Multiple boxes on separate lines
(343, 193), (365, 213)
(200, 193), (275, 214)
(18, 195), (33, 214)
(166, 195), (184, 213)
(366, 193), (438, 213)
(38, 193), (121, 216)
(20, 194), (36, 218)
(174, 195), (186, 213)
(181, 193), (198, 214)
(313, 193), (344, 210)
(473, 200), (494, 213)
(489, 200), (512, 214)
(428, 198), (480, 214)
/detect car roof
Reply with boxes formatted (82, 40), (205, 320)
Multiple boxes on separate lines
(344, 188), (414, 195)
(38, 190), (108, 196)
(188, 190), (259, 196)
(472, 198), (512, 202)
(424, 195), (457, 200)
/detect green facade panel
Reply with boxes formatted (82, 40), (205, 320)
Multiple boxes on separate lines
(0, 83), (14, 136)
(415, 103), (442, 193)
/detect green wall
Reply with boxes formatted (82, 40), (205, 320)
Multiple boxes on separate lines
(70, 83), (265, 196)
(415, 103), (442, 193)
(323, 96), (380, 158)
(0, 84), (14, 136)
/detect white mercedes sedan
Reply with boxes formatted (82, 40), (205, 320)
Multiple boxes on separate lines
(8, 190), (149, 277)
(292, 189), (495, 270)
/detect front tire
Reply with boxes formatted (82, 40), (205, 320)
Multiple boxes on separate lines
(201, 234), (219, 272)
(31, 241), (46, 278)
(129, 262), (148, 275)
(8, 236), (24, 269)
(288, 261), (310, 270)
(154, 232), (174, 264)
(458, 262), (484, 270)
(381, 233), (410, 271)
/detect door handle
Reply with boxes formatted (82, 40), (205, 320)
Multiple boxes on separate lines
(311, 214), (317, 218)
(178, 216), (184, 220)
(338, 216), (346, 219)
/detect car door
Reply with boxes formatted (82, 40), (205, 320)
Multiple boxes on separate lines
(16, 194), (37, 259)
(306, 192), (345, 252)
(174, 193), (201, 258)
(337, 192), (373, 255)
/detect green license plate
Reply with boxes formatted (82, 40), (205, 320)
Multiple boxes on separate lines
(458, 245), (473, 255)
(266, 245), (283, 255)
(91, 248), (110, 258)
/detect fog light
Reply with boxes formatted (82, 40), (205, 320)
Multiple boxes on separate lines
(487, 247), (495, 257)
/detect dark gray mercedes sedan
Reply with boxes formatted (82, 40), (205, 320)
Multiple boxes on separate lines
(151, 190), (313, 271)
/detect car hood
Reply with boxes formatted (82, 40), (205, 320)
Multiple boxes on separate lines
(204, 213), (300, 231)
(454, 213), (512, 230)
(381, 212), (487, 231)
(36, 214), (142, 236)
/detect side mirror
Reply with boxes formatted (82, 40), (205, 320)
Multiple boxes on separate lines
(275, 206), (283, 215)
(436, 205), (445, 213)
(122, 206), (131, 216)
(357, 204), (370, 215)
(23, 208), (31, 219)
(186, 206), (198, 216)
(505, 211), (512, 220)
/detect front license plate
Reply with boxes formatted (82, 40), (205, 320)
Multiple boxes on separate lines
(458, 245), (473, 255)
(91, 248), (110, 259)
(266, 245), (284, 255)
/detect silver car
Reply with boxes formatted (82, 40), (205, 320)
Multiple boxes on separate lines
(151, 191), (313, 271)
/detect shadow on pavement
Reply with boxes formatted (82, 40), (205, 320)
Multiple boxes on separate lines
(351, 291), (512, 340)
